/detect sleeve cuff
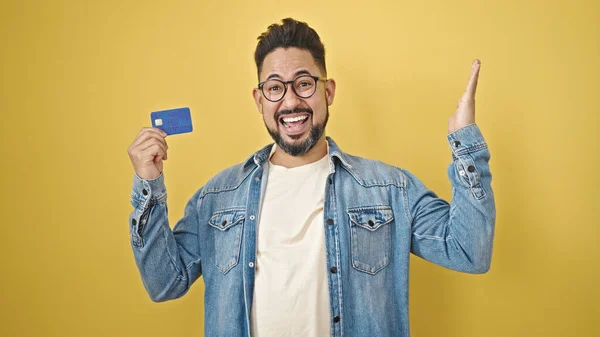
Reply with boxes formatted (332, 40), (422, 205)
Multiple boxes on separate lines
(446, 123), (488, 160)
(130, 172), (167, 210)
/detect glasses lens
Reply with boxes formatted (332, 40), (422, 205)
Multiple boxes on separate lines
(263, 80), (285, 101)
(294, 76), (317, 98)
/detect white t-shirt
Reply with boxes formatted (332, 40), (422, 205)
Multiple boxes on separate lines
(250, 146), (332, 337)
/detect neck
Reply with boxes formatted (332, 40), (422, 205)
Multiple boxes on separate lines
(270, 136), (328, 168)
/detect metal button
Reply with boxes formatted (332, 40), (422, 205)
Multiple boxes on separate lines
(250, 215), (255, 221)
(221, 220), (227, 227)
(142, 189), (148, 196)
(368, 220), (375, 227)
(333, 316), (340, 323)
(330, 266), (337, 274)
(328, 178), (333, 184)
(468, 165), (476, 172)
(249, 262), (254, 268)
(326, 219), (334, 225)
(454, 140), (461, 147)
(131, 219), (137, 226)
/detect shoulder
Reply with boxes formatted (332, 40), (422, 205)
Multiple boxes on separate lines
(337, 152), (409, 189)
(199, 162), (253, 197)
(199, 143), (272, 198)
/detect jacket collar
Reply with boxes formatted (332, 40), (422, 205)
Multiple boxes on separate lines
(243, 137), (352, 172)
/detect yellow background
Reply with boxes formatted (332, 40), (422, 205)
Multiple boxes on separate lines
(1, 0), (598, 336)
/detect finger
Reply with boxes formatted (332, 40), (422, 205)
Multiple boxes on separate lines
(130, 143), (167, 163)
(131, 127), (167, 147)
(131, 130), (169, 150)
(137, 127), (167, 138)
(464, 59), (481, 100)
(130, 137), (168, 160)
(139, 140), (168, 159)
(142, 144), (167, 162)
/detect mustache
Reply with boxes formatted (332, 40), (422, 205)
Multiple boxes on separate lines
(275, 107), (313, 121)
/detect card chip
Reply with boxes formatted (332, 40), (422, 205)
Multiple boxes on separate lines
(155, 119), (163, 126)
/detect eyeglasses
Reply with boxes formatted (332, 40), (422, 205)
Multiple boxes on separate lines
(258, 75), (328, 102)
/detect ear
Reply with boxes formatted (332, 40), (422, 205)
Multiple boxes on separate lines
(252, 88), (263, 114)
(324, 78), (336, 106)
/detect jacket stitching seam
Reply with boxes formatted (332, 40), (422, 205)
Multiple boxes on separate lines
(413, 233), (453, 241)
(455, 143), (488, 156)
(199, 170), (254, 198)
(162, 226), (183, 276)
(339, 166), (405, 188)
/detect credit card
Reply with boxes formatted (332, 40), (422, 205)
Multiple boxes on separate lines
(150, 107), (193, 135)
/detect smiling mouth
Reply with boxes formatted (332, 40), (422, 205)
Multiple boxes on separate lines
(279, 113), (310, 127)
(277, 112), (311, 136)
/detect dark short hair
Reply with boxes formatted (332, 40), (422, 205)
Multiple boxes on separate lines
(254, 18), (327, 80)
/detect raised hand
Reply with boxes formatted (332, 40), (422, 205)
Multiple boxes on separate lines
(448, 59), (481, 134)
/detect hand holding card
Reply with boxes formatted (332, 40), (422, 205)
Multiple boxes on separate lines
(127, 127), (168, 180)
(127, 107), (193, 180)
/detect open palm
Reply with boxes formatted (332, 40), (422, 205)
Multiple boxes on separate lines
(448, 60), (481, 134)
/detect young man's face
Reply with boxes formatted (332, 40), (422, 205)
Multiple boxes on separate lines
(253, 47), (336, 156)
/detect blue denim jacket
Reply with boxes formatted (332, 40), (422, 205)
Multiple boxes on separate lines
(128, 124), (495, 337)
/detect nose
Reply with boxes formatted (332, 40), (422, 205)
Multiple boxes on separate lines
(281, 82), (301, 108)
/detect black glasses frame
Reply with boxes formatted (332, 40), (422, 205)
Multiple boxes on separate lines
(258, 75), (328, 102)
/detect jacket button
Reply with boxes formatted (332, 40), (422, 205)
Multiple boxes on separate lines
(330, 266), (337, 273)
(454, 140), (461, 147)
(131, 219), (137, 226)
(221, 220), (227, 227)
(328, 178), (333, 184)
(326, 219), (334, 225)
(468, 165), (476, 172)
(368, 220), (375, 227)
(333, 316), (340, 323)
(142, 189), (148, 196)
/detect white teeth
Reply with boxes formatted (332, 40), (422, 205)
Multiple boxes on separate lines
(282, 115), (308, 123)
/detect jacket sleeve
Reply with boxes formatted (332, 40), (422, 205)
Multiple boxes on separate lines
(128, 173), (203, 301)
(404, 123), (496, 274)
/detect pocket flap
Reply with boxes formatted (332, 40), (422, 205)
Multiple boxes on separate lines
(347, 206), (394, 232)
(208, 208), (246, 231)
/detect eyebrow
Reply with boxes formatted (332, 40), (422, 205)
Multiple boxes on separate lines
(266, 70), (312, 81)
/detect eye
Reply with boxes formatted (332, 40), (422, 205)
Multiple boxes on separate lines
(295, 78), (315, 91)
(268, 83), (283, 92)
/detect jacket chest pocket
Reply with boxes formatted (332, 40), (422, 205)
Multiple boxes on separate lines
(208, 208), (245, 274)
(347, 206), (394, 275)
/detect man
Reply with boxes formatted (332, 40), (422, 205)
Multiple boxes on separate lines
(127, 18), (495, 337)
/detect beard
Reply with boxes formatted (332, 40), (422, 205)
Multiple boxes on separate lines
(264, 106), (329, 157)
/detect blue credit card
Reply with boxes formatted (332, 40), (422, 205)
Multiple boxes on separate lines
(150, 107), (193, 135)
